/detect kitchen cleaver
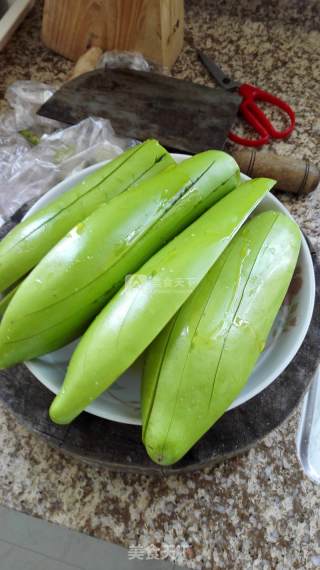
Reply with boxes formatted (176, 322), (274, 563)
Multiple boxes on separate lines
(37, 65), (320, 194)
(37, 67), (241, 155)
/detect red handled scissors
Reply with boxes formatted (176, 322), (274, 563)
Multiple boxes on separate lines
(199, 51), (295, 147)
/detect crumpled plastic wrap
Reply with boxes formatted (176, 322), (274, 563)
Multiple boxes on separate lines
(0, 117), (132, 220)
(2, 80), (61, 135)
(0, 81), (62, 196)
(98, 50), (151, 72)
(0, 114), (131, 221)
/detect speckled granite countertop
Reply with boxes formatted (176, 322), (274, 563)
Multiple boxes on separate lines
(0, 1), (319, 568)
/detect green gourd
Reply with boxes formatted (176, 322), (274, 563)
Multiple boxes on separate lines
(0, 139), (171, 293)
(142, 211), (301, 466)
(0, 150), (239, 365)
(49, 178), (274, 425)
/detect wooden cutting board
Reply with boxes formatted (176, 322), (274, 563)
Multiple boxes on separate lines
(42, 0), (184, 68)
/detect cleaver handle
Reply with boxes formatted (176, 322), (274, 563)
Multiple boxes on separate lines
(231, 149), (319, 194)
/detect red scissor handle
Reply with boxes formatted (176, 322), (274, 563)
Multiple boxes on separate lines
(229, 83), (295, 147)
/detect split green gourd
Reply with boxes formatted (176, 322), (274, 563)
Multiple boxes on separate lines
(48, 178), (275, 425)
(0, 150), (240, 365)
(0, 139), (171, 294)
(142, 211), (301, 466)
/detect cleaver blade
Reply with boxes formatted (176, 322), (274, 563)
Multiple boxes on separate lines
(37, 68), (241, 154)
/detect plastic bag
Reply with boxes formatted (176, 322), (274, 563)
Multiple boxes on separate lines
(2, 80), (61, 135)
(0, 80), (63, 203)
(0, 116), (131, 220)
(0, 81), (135, 221)
(98, 50), (151, 72)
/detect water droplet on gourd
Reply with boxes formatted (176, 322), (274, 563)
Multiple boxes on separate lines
(234, 316), (248, 328)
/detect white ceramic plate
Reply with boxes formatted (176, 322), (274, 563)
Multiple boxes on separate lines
(24, 154), (316, 425)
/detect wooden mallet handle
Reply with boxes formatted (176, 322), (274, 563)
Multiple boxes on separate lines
(232, 149), (319, 194)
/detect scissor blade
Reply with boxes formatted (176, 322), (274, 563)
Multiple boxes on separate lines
(198, 51), (239, 91)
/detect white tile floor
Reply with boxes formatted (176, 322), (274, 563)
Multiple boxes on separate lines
(0, 506), (181, 570)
